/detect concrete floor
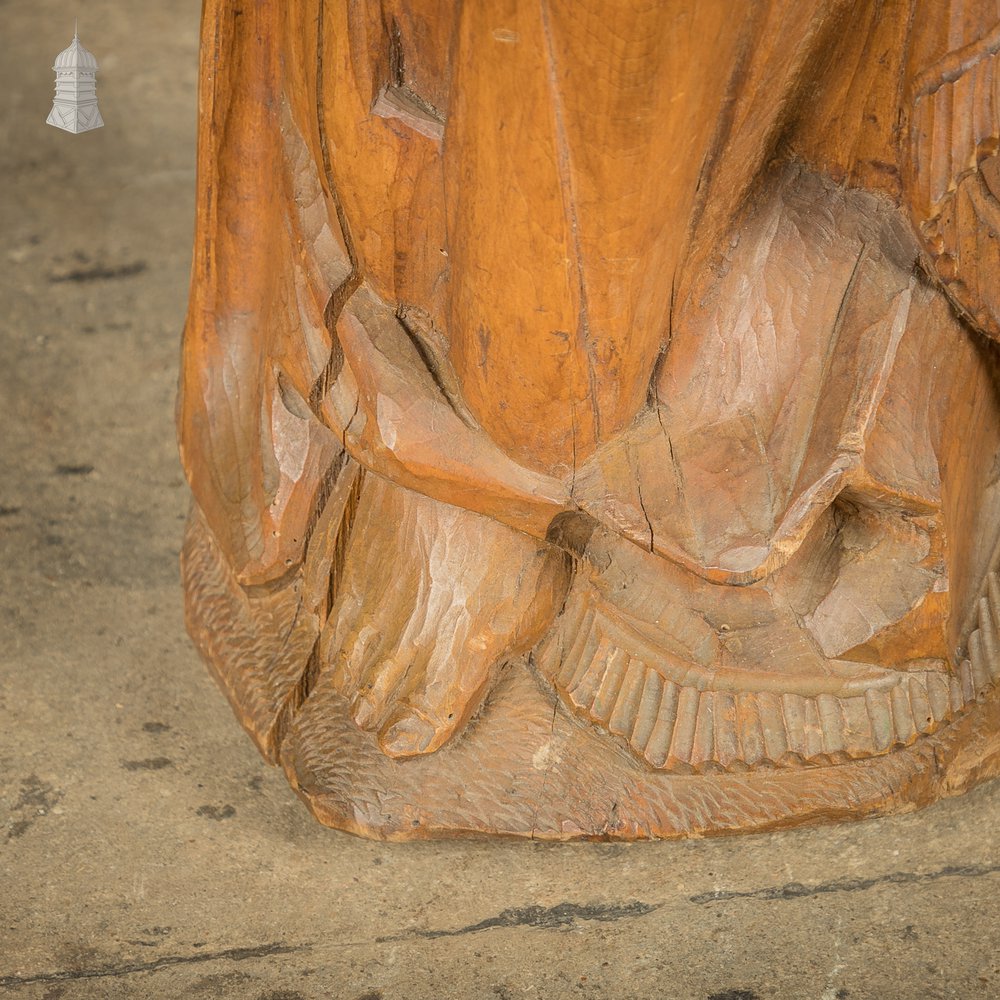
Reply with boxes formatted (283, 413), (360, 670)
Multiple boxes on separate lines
(2, 3), (1000, 998)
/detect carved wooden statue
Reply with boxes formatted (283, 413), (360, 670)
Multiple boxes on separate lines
(178, 0), (1000, 839)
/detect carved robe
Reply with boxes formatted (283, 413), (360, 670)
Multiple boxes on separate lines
(179, 0), (1000, 837)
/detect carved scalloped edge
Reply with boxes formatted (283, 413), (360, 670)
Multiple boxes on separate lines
(537, 573), (1000, 775)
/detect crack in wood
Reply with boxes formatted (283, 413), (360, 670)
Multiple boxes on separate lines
(372, 17), (445, 141)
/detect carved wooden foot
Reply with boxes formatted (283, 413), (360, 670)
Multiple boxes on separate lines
(318, 472), (568, 759)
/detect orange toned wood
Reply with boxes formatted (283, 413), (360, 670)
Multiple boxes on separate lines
(179, 0), (1000, 839)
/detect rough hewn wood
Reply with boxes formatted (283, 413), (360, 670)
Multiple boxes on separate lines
(179, 0), (1000, 839)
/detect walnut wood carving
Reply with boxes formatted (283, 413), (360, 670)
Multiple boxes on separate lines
(178, 0), (1000, 839)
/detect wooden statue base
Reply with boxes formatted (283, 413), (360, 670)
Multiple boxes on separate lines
(183, 506), (1000, 841)
(178, 1), (1000, 841)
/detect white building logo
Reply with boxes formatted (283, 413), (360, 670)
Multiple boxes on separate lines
(46, 23), (104, 134)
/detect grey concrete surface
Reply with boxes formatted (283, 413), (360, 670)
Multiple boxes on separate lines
(2, 3), (999, 998)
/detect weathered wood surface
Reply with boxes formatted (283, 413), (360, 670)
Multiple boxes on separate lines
(179, 0), (1000, 839)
